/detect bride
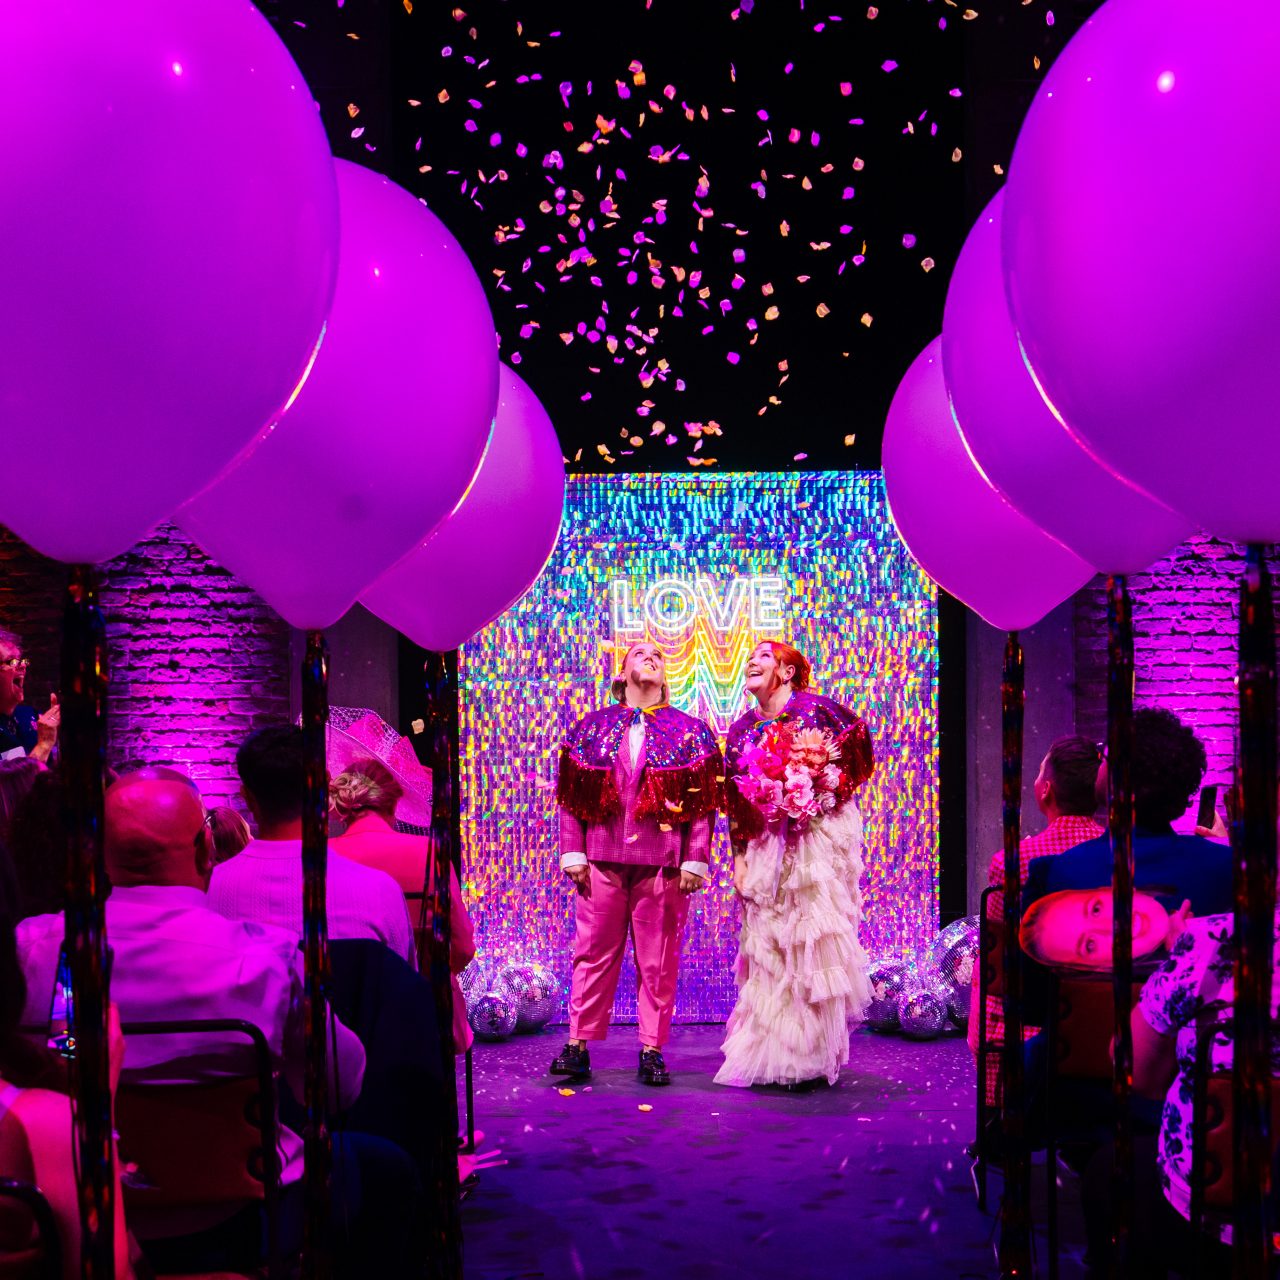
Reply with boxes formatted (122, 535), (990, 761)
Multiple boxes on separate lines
(715, 640), (875, 1090)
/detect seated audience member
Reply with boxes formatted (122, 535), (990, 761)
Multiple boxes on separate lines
(206, 804), (252, 864)
(0, 758), (42, 847)
(1024, 708), (1233, 917)
(0, 630), (58, 763)
(330, 758), (476, 1051)
(17, 768), (421, 1275)
(0, 849), (135, 1280)
(211, 727), (414, 966)
(1020, 888), (1191, 972)
(1080, 902), (1279, 1275)
(7, 770), (68, 919)
(969, 735), (1103, 1102)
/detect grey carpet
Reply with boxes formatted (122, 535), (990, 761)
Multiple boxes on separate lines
(459, 1024), (1086, 1279)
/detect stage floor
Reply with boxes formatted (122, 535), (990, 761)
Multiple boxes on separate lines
(459, 1025), (1089, 1279)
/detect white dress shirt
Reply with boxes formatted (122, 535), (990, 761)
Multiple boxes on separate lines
(560, 718), (710, 879)
(209, 838), (416, 967)
(17, 886), (366, 1217)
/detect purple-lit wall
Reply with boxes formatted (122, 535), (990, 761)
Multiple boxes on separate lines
(0, 523), (290, 810)
(1074, 535), (1280, 812)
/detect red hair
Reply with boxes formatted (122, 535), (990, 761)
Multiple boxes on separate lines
(763, 640), (811, 691)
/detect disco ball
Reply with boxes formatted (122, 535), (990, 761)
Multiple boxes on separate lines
(948, 985), (971, 1029)
(469, 990), (519, 1041)
(900, 984), (949, 1041)
(458, 960), (489, 1004)
(925, 916), (980, 999)
(497, 961), (560, 1033)
(864, 958), (914, 1032)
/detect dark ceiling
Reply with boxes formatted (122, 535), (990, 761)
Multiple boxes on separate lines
(259, 0), (1098, 474)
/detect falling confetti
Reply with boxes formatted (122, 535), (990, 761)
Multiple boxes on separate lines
(270, 0), (1082, 472)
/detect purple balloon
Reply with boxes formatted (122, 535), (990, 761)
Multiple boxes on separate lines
(362, 365), (565, 651)
(1004, 0), (1280, 544)
(179, 161), (498, 630)
(883, 339), (1095, 632)
(943, 191), (1192, 574)
(0, 0), (339, 563)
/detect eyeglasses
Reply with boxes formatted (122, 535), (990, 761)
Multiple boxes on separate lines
(0, 658), (30, 673)
(194, 811), (217, 853)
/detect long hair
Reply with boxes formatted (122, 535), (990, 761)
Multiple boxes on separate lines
(0, 842), (67, 1091)
(0, 758), (41, 846)
(206, 806), (252, 864)
(760, 640), (812, 692)
(7, 769), (67, 919)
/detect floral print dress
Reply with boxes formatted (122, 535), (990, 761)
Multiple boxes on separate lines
(1137, 909), (1280, 1241)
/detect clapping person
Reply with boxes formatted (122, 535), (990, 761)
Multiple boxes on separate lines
(0, 630), (58, 763)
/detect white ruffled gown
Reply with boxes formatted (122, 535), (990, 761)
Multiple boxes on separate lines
(715, 802), (871, 1087)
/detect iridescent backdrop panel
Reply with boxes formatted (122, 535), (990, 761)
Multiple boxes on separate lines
(459, 471), (938, 1023)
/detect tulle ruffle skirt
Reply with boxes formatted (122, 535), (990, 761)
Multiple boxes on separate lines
(715, 803), (870, 1087)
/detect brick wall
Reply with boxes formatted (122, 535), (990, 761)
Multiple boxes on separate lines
(1073, 534), (1280, 805)
(0, 523), (291, 810)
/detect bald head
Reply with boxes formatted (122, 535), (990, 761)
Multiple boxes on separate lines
(105, 767), (210, 890)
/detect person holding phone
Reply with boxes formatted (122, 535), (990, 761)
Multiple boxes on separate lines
(1023, 708), (1234, 920)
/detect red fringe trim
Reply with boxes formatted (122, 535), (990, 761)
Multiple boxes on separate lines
(633, 752), (725, 825)
(727, 784), (766, 847)
(727, 720), (874, 846)
(833, 721), (876, 805)
(556, 750), (621, 824)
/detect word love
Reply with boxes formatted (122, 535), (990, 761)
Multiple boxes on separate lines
(610, 576), (787, 637)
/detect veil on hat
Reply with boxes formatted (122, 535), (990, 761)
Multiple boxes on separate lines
(326, 707), (434, 831)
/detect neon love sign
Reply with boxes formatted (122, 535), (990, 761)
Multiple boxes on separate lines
(609, 576), (787, 638)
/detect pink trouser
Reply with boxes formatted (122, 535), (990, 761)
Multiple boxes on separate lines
(568, 862), (689, 1048)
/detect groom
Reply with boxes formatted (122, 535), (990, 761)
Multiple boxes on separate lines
(551, 642), (722, 1086)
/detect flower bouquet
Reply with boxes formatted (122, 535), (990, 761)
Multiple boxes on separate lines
(734, 722), (844, 836)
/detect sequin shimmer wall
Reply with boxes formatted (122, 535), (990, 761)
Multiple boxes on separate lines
(460, 470), (937, 1023)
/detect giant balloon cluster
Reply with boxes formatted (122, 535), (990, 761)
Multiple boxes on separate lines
(864, 915), (980, 1043)
(884, 0), (1280, 622)
(464, 960), (563, 1044)
(0, 2), (566, 643)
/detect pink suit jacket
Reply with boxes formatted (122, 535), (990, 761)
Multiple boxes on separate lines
(558, 734), (714, 869)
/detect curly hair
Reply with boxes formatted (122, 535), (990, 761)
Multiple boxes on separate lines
(331, 757), (404, 825)
(1132, 707), (1207, 828)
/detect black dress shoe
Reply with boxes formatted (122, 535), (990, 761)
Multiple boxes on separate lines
(781, 1077), (828, 1093)
(638, 1048), (672, 1086)
(549, 1042), (591, 1080)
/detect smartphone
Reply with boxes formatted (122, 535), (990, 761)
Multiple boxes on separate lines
(1196, 784), (1219, 831)
(48, 945), (75, 1059)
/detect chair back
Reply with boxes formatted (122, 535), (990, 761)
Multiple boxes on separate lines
(979, 885), (1007, 1003)
(1190, 1015), (1280, 1218)
(0, 1180), (60, 1280)
(117, 1075), (268, 1208)
(115, 1019), (282, 1274)
(1053, 977), (1142, 1080)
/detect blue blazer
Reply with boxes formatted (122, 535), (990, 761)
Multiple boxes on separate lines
(1023, 828), (1235, 916)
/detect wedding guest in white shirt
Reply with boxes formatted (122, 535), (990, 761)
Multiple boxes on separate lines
(17, 767), (424, 1274)
(210, 726), (415, 966)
